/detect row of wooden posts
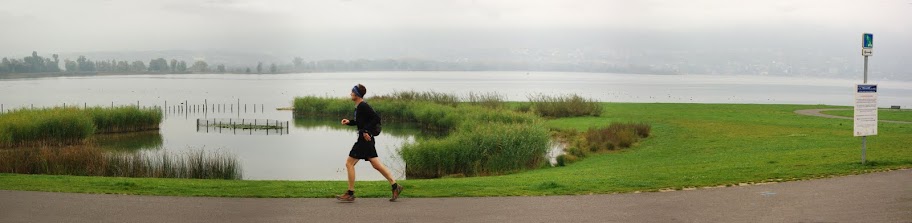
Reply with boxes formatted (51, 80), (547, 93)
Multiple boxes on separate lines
(0, 99), (266, 115)
(165, 99), (265, 115)
(196, 118), (290, 135)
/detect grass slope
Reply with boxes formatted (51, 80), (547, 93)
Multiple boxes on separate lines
(1, 103), (909, 198)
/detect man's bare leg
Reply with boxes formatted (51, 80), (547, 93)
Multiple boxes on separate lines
(368, 157), (395, 184)
(345, 157), (359, 191)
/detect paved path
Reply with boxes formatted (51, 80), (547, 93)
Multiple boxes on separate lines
(795, 108), (912, 124)
(1, 169), (909, 222)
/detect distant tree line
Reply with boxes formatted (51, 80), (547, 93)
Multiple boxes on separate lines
(0, 51), (61, 74)
(1, 51), (680, 76)
(0, 52), (228, 75)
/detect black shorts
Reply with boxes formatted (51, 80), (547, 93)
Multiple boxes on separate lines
(349, 136), (378, 161)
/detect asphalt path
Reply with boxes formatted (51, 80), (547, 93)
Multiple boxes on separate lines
(1, 169), (909, 222)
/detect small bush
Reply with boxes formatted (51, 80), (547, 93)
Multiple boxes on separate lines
(528, 94), (602, 118)
(556, 154), (579, 167)
(569, 122), (652, 154)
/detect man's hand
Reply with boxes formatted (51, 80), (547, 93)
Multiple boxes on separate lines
(363, 132), (372, 141)
(341, 119), (350, 125)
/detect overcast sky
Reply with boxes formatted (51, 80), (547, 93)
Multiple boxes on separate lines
(2, 0), (910, 56)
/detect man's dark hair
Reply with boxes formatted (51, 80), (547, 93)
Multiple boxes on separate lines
(357, 84), (367, 97)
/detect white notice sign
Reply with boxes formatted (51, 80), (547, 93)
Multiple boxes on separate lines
(854, 84), (877, 136)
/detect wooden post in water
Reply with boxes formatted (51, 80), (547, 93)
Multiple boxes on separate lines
(84, 102), (86, 109)
(205, 99), (207, 113)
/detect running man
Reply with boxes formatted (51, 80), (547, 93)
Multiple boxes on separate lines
(336, 84), (403, 202)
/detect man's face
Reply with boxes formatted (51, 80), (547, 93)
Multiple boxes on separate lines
(350, 91), (358, 101)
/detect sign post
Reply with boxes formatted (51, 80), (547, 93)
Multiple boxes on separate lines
(855, 33), (875, 165)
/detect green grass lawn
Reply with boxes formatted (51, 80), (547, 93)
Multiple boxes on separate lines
(1, 103), (910, 198)
(820, 108), (912, 122)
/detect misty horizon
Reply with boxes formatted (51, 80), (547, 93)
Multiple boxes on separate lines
(2, 0), (911, 80)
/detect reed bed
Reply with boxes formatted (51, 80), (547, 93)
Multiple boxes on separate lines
(0, 106), (162, 147)
(0, 146), (241, 180)
(527, 93), (603, 118)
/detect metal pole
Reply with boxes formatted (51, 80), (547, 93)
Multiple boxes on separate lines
(862, 55), (869, 165)
(863, 56), (869, 84)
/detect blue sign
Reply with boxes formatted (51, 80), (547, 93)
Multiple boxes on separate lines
(863, 33), (873, 49)
(857, 84), (877, 93)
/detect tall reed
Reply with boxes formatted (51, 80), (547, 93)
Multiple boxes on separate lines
(0, 107), (95, 147)
(528, 93), (602, 118)
(0, 106), (162, 147)
(0, 146), (242, 180)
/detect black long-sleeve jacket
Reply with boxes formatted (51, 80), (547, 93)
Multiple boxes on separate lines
(346, 101), (380, 136)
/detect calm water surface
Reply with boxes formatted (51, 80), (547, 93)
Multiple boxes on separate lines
(2, 72), (910, 180)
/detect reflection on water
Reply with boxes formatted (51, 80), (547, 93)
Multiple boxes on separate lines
(90, 109), (415, 180)
(92, 131), (163, 151)
(293, 117), (447, 140)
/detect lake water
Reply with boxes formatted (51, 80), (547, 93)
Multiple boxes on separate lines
(2, 72), (911, 180)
